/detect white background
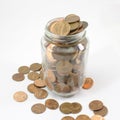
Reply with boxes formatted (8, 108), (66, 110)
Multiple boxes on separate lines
(0, 0), (120, 120)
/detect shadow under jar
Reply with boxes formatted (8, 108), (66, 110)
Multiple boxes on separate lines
(41, 18), (89, 97)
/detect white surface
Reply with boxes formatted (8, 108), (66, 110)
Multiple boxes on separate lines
(0, 0), (120, 119)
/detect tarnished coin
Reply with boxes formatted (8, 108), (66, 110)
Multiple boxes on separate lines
(54, 83), (64, 93)
(13, 91), (28, 102)
(45, 78), (54, 90)
(82, 77), (94, 89)
(34, 89), (48, 99)
(65, 14), (80, 23)
(63, 85), (72, 93)
(69, 22), (80, 31)
(30, 63), (42, 71)
(89, 100), (104, 111)
(45, 99), (59, 110)
(60, 102), (72, 114)
(71, 102), (82, 114)
(61, 116), (75, 120)
(50, 20), (70, 36)
(34, 79), (46, 88)
(46, 69), (56, 82)
(94, 106), (108, 117)
(12, 73), (25, 81)
(76, 114), (91, 120)
(27, 72), (40, 81)
(27, 83), (38, 93)
(31, 103), (46, 114)
(56, 60), (73, 75)
(91, 115), (104, 120)
(18, 66), (30, 74)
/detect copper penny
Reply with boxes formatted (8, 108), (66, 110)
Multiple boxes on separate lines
(31, 103), (46, 114)
(65, 14), (80, 23)
(61, 116), (75, 120)
(54, 83), (64, 93)
(94, 106), (108, 117)
(27, 83), (38, 93)
(50, 20), (70, 36)
(69, 22), (80, 31)
(89, 100), (104, 111)
(18, 66), (30, 74)
(82, 77), (94, 89)
(45, 78), (54, 90)
(45, 99), (59, 110)
(76, 114), (91, 120)
(30, 63), (42, 71)
(34, 79), (46, 88)
(12, 73), (25, 81)
(27, 72), (40, 81)
(63, 85), (71, 93)
(71, 102), (82, 114)
(46, 69), (56, 82)
(13, 91), (28, 102)
(91, 115), (104, 120)
(34, 89), (48, 99)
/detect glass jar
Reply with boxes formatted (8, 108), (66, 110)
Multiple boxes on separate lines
(41, 18), (89, 97)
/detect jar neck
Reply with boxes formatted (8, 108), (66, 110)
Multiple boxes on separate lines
(44, 18), (86, 47)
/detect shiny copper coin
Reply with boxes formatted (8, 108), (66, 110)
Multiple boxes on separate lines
(65, 14), (80, 23)
(76, 114), (91, 120)
(46, 69), (56, 82)
(34, 89), (48, 99)
(91, 115), (104, 120)
(94, 106), (108, 117)
(13, 91), (28, 102)
(18, 66), (30, 74)
(50, 20), (70, 36)
(34, 79), (46, 88)
(60, 102), (72, 114)
(82, 77), (94, 89)
(30, 63), (42, 71)
(61, 116), (75, 120)
(12, 73), (25, 81)
(89, 100), (104, 111)
(71, 102), (82, 114)
(31, 103), (46, 114)
(27, 72), (40, 81)
(45, 99), (59, 110)
(27, 83), (38, 93)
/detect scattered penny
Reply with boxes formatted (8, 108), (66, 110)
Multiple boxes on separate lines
(71, 102), (82, 114)
(27, 72), (40, 81)
(31, 103), (46, 114)
(34, 79), (46, 88)
(60, 102), (72, 114)
(12, 73), (25, 81)
(94, 106), (108, 117)
(82, 77), (94, 89)
(89, 100), (104, 111)
(91, 115), (104, 120)
(13, 91), (28, 102)
(27, 83), (37, 93)
(45, 99), (59, 110)
(61, 116), (75, 120)
(34, 89), (48, 99)
(18, 66), (30, 74)
(76, 114), (91, 120)
(30, 63), (42, 71)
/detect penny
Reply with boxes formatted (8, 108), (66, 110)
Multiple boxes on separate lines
(54, 83), (64, 93)
(45, 78), (54, 90)
(94, 106), (108, 117)
(27, 83), (38, 93)
(91, 115), (104, 120)
(12, 73), (25, 81)
(70, 22), (80, 31)
(45, 99), (59, 110)
(56, 60), (73, 75)
(27, 72), (40, 81)
(30, 63), (42, 71)
(18, 66), (30, 74)
(61, 116), (75, 120)
(31, 103), (46, 114)
(65, 14), (80, 23)
(34, 79), (46, 88)
(46, 69), (56, 82)
(89, 100), (104, 111)
(60, 102), (72, 114)
(82, 77), (94, 89)
(34, 88), (48, 99)
(50, 20), (70, 36)
(71, 102), (82, 114)
(13, 91), (28, 102)
(63, 85), (71, 93)
(76, 114), (91, 120)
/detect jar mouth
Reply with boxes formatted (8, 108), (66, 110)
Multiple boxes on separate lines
(44, 17), (86, 44)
